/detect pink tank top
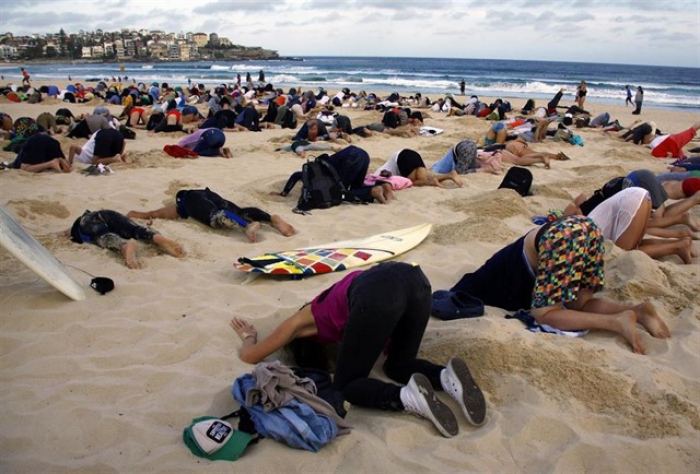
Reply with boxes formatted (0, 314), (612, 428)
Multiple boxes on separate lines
(311, 271), (363, 344)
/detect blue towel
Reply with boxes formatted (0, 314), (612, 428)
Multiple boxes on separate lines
(505, 310), (588, 337)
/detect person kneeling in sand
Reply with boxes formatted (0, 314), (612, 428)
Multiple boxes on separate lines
(437, 215), (670, 354)
(376, 149), (463, 188)
(68, 128), (132, 166)
(175, 128), (232, 158)
(230, 262), (487, 437)
(10, 134), (71, 173)
(127, 188), (294, 243)
(277, 146), (395, 204)
(63, 209), (184, 269)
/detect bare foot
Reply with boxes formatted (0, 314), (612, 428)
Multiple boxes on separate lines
(222, 147), (233, 158)
(543, 156), (551, 169)
(153, 234), (185, 257)
(122, 240), (141, 269)
(244, 221), (261, 242)
(680, 212), (699, 232)
(270, 214), (295, 236)
(617, 310), (645, 354)
(635, 300), (670, 339)
(449, 170), (463, 188)
(381, 183), (395, 202)
(58, 158), (72, 172)
(557, 151), (571, 161)
(48, 159), (62, 172)
(677, 238), (694, 264)
(298, 150), (307, 159)
(371, 185), (387, 204)
(121, 152), (132, 164)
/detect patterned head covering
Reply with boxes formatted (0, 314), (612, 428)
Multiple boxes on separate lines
(453, 140), (478, 174)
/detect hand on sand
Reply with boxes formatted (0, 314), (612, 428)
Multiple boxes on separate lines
(230, 317), (258, 341)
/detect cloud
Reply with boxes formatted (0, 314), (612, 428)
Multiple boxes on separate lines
(191, 0), (277, 14)
(612, 15), (656, 24)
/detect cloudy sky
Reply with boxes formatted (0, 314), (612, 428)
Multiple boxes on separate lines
(1, 0), (698, 67)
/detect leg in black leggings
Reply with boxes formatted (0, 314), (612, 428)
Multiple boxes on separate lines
(333, 262), (444, 411)
(180, 189), (272, 227)
(80, 210), (156, 252)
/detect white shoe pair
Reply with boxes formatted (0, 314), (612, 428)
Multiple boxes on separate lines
(400, 357), (486, 438)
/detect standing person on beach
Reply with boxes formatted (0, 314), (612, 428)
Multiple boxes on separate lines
(258, 70), (265, 82)
(459, 79), (466, 96)
(21, 68), (30, 87)
(576, 80), (587, 109)
(625, 85), (633, 107)
(230, 261), (487, 437)
(632, 86), (644, 115)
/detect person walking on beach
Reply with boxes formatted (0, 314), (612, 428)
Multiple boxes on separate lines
(459, 79), (466, 96)
(230, 261), (487, 437)
(21, 68), (30, 87)
(258, 70), (265, 82)
(632, 86), (644, 115)
(625, 85), (633, 107)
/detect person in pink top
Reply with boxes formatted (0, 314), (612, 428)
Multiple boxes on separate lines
(230, 262), (487, 437)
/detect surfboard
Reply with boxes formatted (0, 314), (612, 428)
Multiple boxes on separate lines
(234, 223), (432, 276)
(0, 205), (86, 301)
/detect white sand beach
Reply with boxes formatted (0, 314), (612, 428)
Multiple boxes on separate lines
(0, 85), (699, 473)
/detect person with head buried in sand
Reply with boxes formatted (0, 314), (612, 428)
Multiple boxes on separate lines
(61, 210), (185, 269)
(436, 215), (670, 354)
(68, 128), (132, 166)
(127, 188), (294, 243)
(230, 261), (487, 437)
(375, 148), (464, 188)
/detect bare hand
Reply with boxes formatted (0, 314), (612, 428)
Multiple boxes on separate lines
(230, 317), (258, 341)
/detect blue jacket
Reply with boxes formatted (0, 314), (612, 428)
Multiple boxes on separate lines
(232, 374), (338, 452)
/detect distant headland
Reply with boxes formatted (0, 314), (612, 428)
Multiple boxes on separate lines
(0, 28), (285, 62)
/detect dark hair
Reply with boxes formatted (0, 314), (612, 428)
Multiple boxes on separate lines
(286, 337), (329, 370)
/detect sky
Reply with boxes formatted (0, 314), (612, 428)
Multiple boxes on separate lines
(1, 0), (699, 68)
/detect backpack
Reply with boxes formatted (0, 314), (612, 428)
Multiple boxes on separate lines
(498, 166), (533, 197)
(119, 124), (136, 140)
(295, 156), (347, 212)
(281, 108), (297, 129)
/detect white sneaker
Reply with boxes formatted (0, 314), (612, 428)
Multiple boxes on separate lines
(401, 373), (458, 438)
(441, 357), (486, 426)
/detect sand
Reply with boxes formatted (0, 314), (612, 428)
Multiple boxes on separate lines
(0, 83), (699, 473)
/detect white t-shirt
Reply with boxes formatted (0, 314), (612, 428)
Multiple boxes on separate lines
(588, 187), (649, 243)
(76, 133), (98, 164)
(375, 150), (402, 176)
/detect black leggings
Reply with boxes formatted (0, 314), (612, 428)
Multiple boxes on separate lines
(176, 188), (271, 227)
(333, 262), (444, 411)
(78, 210), (156, 252)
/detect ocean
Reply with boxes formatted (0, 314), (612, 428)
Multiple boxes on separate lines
(1, 56), (698, 110)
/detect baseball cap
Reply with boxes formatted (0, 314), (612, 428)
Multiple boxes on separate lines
(183, 416), (254, 461)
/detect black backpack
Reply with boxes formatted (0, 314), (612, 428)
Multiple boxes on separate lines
(498, 167), (533, 197)
(295, 156), (347, 213)
(281, 108), (297, 129)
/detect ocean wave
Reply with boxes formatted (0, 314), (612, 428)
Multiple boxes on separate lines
(210, 65), (232, 71)
(141, 65), (154, 70)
